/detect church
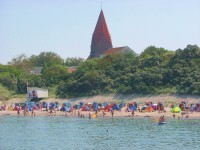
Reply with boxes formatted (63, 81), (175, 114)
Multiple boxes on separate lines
(89, 9), (134, 58)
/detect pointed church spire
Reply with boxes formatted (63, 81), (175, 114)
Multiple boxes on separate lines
(89, 9), (113, 58)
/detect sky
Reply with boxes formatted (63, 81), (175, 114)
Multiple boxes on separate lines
(0, 0), (200, 64)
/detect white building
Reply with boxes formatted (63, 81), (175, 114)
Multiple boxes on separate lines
(27, 87), (48, 99)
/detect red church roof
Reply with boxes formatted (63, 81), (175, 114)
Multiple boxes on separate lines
(89, 10), (113, 58)
(103, 46), (134, 56)
(103, 47), (126, 55)
(92, 10), (112, 45)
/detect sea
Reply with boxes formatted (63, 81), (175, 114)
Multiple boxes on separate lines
(0, 116), (199, 150)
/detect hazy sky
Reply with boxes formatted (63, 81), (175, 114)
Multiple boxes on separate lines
(0, 0), (200, 64)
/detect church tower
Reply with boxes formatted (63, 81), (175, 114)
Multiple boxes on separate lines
(89, 10), (113, 58)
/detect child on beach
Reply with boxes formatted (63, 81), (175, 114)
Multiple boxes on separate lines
(132, 110), (135, 116)
(31, 109), (36, 117)
(49, 109), (53, 115)
(173, 114), (175, 118)
(89, 113), (91, 119)
(24, 107), (28, 116)
(17, 109), (20, 115)
(78, 111), (80, 117)
(138, 107), (141, 112)
(110, 109), (114, 118)
(102, 111), (106, 118)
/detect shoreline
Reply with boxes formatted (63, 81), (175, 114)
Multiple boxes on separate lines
(1, 108), (200, 119)
(1, 94), (200, 119)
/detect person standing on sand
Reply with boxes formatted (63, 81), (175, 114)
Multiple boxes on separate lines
(78, 111), (80, 117)
(24, 107), (28, 116)
(138, 107), (141, 112)
(132, 110), (135, 116)
(49, 109), (53, 115)
(17, 107), (20, 115)
(31, 109), (35, 117)
(110, 109), (114, 118)
(23, 109), (26, 116)
(89, 113), (91, 119)
(173, 114), (175, 118)
(102, 111), (106, 118)
(95, 110), (98, 115)
(45, 105), (48, 112)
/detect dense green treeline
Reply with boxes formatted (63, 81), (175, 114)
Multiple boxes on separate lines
(57, 45), (200, 97)
(0, 45), (200, 100)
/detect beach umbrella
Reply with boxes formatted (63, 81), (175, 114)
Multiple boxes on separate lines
(131, 105), (137, 111)
(171, 106), (182, 113)
(79, 102), (84, 108)
(102, 102), (108, 108)
(119, 102), (125, 109)
(145, 106), (153, 112)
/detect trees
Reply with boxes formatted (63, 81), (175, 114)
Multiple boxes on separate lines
(29, 52), (64, 67)
(0, 65), (21, 91)
(55, 45), (200, 97)
(56, 53), (139, 97)
(139, 46), (174, 68)
(1, 52), (65, 95)
(42, 65), (69, 86)
(1, 45), (200, 99)
(65, 57), (85, 67)
(136, 46), (175, 93)
(8, 54), (33, 73)
(167, 45), (200, 95)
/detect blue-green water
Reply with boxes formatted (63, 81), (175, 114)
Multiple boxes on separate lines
(0, 116), (200, 150)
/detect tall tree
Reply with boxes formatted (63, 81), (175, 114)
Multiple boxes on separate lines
(42, 65), (69, 86)
(8, 54), (33, 73)
(65, 57), (85, 67)
(29, 52), (64, 67)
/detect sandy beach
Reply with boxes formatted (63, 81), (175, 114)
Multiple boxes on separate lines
(1, 107), (200, 119)
(1, 94), (200, 119)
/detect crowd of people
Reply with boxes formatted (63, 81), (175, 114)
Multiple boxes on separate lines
(0, 100), (199, 121)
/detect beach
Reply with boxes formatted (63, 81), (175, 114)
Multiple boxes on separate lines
(1, 107), (200, 119)
(1, 94), (200, 119)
